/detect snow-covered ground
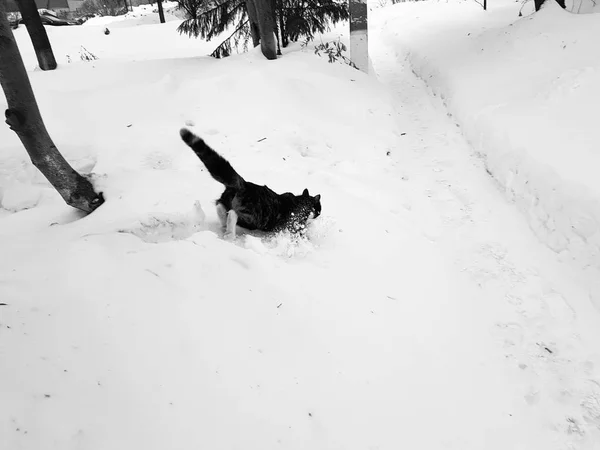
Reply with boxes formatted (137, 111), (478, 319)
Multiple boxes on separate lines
(1, 2), (600, 449)
(377, 0), (600, 308)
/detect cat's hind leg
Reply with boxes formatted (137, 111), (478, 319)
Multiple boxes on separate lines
(224, 210), (238, 240)
(216, 203), (228, 228)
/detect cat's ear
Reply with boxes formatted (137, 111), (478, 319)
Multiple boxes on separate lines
(303, 188), (309, 196)
(314, 194), (321, 202)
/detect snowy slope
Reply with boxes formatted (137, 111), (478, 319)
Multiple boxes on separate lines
(82, 1), (185, 28)
(1, 5), (600, 450)
(376, 0), (600, 307)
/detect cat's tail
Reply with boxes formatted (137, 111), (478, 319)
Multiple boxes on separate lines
(179, 128), (245, 189)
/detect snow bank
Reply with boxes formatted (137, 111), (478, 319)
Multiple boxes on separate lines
(0, 23), (421, 450)
(378, 0), (600, 304)
(82, 1), (184, 27)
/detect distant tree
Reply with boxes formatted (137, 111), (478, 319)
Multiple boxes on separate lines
(0, 3), (104, 213)
(176, 0), (348, 60)
(15, 0), (57, 71)
(157, 0), (166, 23)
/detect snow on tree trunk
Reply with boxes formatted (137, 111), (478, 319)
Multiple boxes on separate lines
(0, 6), (104, 214)
(157, 0), (165, 23)
(349, 0), (368, 73)
(250, 0), (277, 60)
(16, 0), (57, 71)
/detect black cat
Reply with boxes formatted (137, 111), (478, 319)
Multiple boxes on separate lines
(179, 128), (321, 238)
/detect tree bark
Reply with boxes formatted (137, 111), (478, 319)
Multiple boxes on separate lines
(157, 0), (165, 23)
(271, 0), (282, 55)
(535, 0), (566, 10)
(245, 0), (261, 48)
(250, 0), (277, 60)
(0, 5), (104, 214)
(277, 0), (287, 48)
(349, 0), (368, 72)
(15, 0), (57, 71)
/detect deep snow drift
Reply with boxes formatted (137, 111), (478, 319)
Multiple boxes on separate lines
(377, 0), (600, 307)
(1, 2), (600, 449)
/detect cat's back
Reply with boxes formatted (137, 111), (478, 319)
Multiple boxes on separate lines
(240, 182), (279, 201)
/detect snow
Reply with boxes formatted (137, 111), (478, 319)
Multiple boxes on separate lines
(1, 2), (600, 449)
(82, 1), (185, 27)
(377, 0), (600, 307)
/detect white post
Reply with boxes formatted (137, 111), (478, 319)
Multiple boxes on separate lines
(349, 0), (368, 73)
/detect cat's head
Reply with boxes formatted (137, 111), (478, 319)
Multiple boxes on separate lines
(302, 188), (321, 219)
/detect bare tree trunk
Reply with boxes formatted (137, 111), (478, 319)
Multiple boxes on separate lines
(16, 0), (57, 71)
(0, 5), (104, 214)
(157, 0), (165, 23)
(245, 0), (261, 48)
(250, 0), (277, 60)
(277, 0), (287, 48)
(349, 0), (368, 72)
(270, 0), (282, 55)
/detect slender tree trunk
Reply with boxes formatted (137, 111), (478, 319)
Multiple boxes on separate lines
(0, 5), (104, 213)
(157, 0), (165, 23)
(271, 0), (281, 55)
(278, 0), (287, 48)
(245, 0), (261, 48)
(16, 0), (57, 71)
(349, 0), (368, 72)
(250, 0), (277, 60)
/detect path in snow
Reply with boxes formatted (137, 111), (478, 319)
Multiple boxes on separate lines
(370, 29), (600, 449)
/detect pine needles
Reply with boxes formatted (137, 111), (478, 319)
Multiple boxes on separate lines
(176, 0), (349, 59)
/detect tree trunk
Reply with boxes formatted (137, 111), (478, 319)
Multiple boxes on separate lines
(349, 0), (368, 72)
(16, 0), (57, 71)
(250, 0), (277, 60)
(0, 5), (104, 214)
(278, 0), (287, 48)
(270, 0), (281, 55)
(245, 0), (261, 48)
(535, 0), (566, 11)
(157, 0), (165, 23)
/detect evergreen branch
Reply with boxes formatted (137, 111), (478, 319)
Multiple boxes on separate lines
(177, 0), (247, 40)
(281, 0), (349, 42)
(210, 19), (251, 58)
(177, 0), (350, 56)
